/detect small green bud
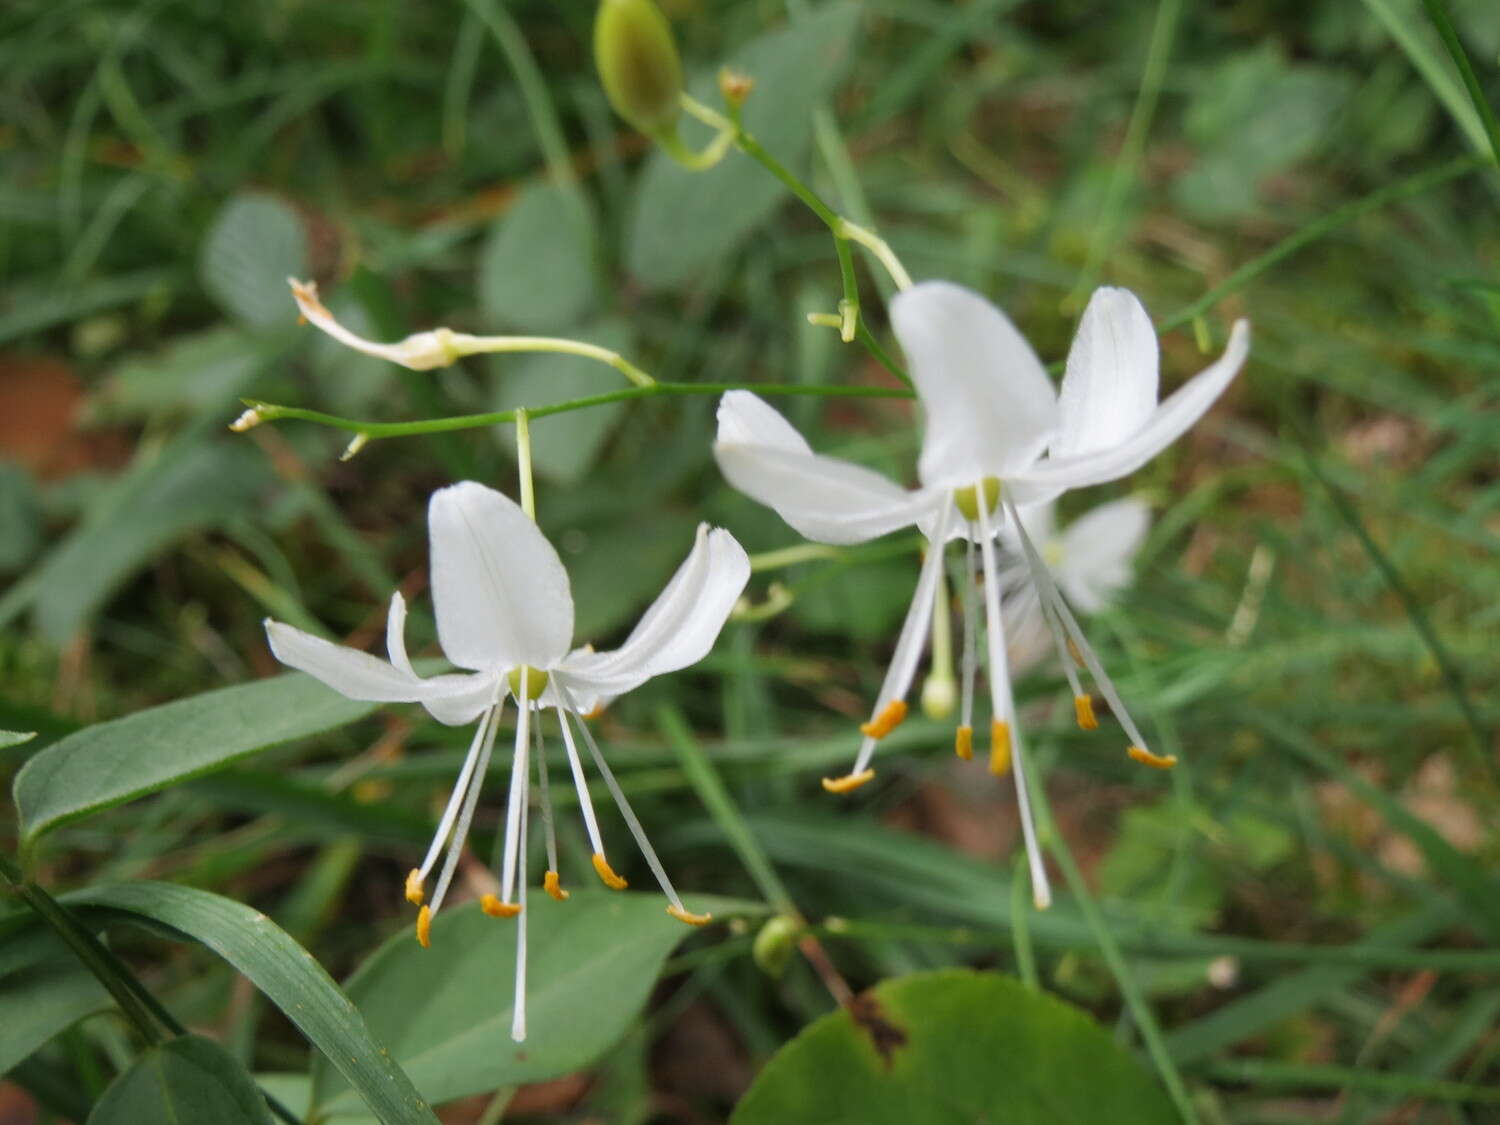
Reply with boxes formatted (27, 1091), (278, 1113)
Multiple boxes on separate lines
(594, 0), (683, 137)
(751, 914), (801, 978)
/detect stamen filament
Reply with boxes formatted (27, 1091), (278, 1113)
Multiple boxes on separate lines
(558, 682), (697, 917)
(499, 674), (534, 904)
(977, 495), (1052, 910)
(428, 699), (504, 916)
(414, 700), (500, 884)
(532, 708), (562, 886)
(511, 767), (530, 1043)
(959, 536), (979, 733)
(555, 701), (607, 855)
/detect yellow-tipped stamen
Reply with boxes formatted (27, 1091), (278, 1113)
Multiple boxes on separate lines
(404, 868), (425, 906)
(1128, 745), (1178, 770)
(989, 719), (1012, 776)
(415, 905), (432, 948)
(592, 852), (629, 890)
(481, 893), (523, 918)
(955, 725), (974, 760)
(667, 905), (713, 926)
(859, 699), (908, 740)
(544, 870), (570, 901)
(1074, 694), (1099, 731)
(583, 703), (605, 720)
(1066, 636), (1085, 669)
(821, 769), (876, 794)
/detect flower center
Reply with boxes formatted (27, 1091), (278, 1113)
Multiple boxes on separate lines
(506, 665), (550, 700)
(952, 477), (1001, 522)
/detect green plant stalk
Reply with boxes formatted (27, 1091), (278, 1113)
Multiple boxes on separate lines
(1159, 154), (1485, 333)
(1195, 1058), (1500, 1103)
(1009, 855), (1038, 990)
(246, 380), (913, 441)
(1421, 0), (1500, 168)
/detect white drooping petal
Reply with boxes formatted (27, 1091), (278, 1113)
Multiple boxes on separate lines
(266, 620), (433, 702)
(1056, 498), (1151, 613)
(428, 481), (574, 672)
(714, 391), (936, 546)
(557, 525), (750, 697)
(1050, 288), (1160, 460)
(1010, 319), (1250, 497)
(383, 589), (501, 725)
(890, 281), (1058, 487)
(289, 280), (458, 371)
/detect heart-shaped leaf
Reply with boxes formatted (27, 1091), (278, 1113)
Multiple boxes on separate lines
(199, 193), (309, 330)
(86, 1035), (271, 1125)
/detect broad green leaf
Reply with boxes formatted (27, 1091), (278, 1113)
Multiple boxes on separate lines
(15, 674), (375, 844)
(0, 730), (36, 751)
(490, 319), (633, 484)
(315, 893), (763, 1113)
(29, 435), (270, 642)
(566, 510), (699, 640)
(626, 2), (863, 288)
(87, 1035), (271, 1125)
(731, 969), (1178, 1124)
(0, 961), (111, 1074)
(97, 327), (291, 421)
(478, 183), (597, 332)
(199, 193), (310, 329)
(256, 1074), (379, 1125)
(70, 881), (440, 1125)
(0, 463), (42, 572)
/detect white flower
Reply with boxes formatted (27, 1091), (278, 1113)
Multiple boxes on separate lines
(999, 497), (1151, 674)
(264, 481), (749, 1041)
(714, 281), (1249, 908)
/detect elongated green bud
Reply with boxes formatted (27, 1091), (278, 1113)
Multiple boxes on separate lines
(752, 914), (801, 978)
(594, 0), (683, 138)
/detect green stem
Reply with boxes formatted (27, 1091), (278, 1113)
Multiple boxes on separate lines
(514, 408), (535, 521)
(1421, 0), (1500, 169)
(247, 380), (912, 441)
(1009, 855), (1039, 990)
(1158, 154), (1485, 334)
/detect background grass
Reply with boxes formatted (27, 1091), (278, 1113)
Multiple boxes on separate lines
(2, 0), (1499, 1121)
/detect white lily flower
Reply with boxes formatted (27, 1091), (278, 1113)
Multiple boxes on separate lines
(264, 481), (749, 1041)
(714, 281), (1249, 908)
(999, 497), (1151, 674)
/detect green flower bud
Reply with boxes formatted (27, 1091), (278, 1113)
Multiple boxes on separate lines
(751, 914), (801, 978)
(594, 0), (683, 138)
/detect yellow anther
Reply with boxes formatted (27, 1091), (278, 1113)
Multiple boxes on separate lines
(1128, 745), (1178, 770)
(544, 871), (570, 901)
(821, 769), (875, 794)
(955, 725), (974, 760)
(859, 700), (908, 740)
(415, 905), (432, 948)
(1074, 695), (1099, 731)
(582, 703), (605, 720)
(667, 905), (713, 926)
(404, 868), (425, 906)
(953, 476), (1002, 522)
(481, 894), (522, 918)
(506, 665), (550, 700)
(989, 720), (1012, 776)
(592, 853), (629, 890)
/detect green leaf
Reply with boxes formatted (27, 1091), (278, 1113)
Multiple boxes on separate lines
(731, 969), (1178, 1124)
(490, 319), (633, 484)
(478, 182), (597, 332)
(70, 881), (439, 1125)
(0, 463), (42, 573)
(0, 959), (111, 1074)
(565, 510), (699, 640)
(0, 730), (36, 751)
(199, 193), (310, 330)
(97, 327), (291, 421)
(86, 1035), (272, 1125)
(29, 435), (270, 642)
(315, 893), (762, 1113)
(14, 674), (376, 844)
(626, 1), (863, 288)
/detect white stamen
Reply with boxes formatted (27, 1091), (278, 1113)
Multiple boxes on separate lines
(511, 763), (530, 1043)
(976, 495), (1052, 910)
(532, 706), (560, 875)
(959, 535), (979, 732)
(555, 700), (606, 855)
(500, 671), (534, 904)
(416, 701), (499, 881)
(850, 498), (954, 776)
(1004, 498), (1153, 752)
(429, 698), (504, 915)
(556, 681), (684, 911)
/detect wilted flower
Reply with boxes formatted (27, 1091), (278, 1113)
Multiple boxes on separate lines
(714, 282), (1249, 906)
(265, 481), (749, 1039)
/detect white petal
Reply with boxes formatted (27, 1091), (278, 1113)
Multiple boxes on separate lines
(556, 525), (750, 697)
(417, 672), (502, 726)
(386, 591), (413, 676)
(714, 392), (934, 546)
(890, 281), (1058, 487)
(1011, 319), (1250, 495)
(428, 482), (573, 671)
(290, 280), (459, 371)
(1050, 288), (1160, 460)
(998, 499), (1057, 555)
(266, 619), (435, 703)
(1057, 498), (1151, 613)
